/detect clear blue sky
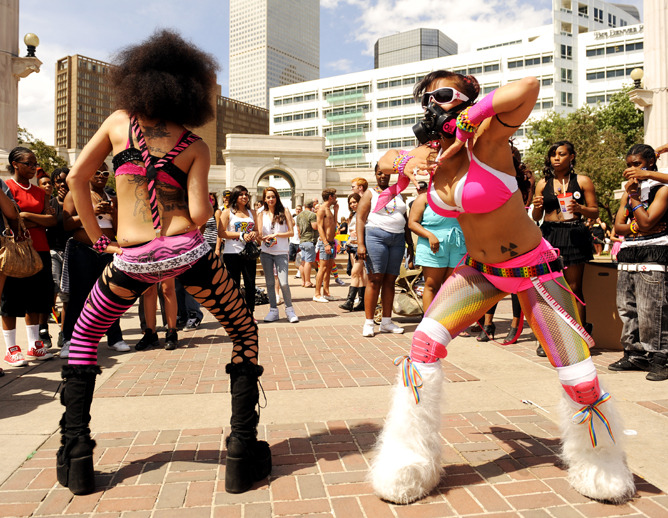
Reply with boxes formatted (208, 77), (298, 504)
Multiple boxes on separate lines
(17, 0), (643, 145)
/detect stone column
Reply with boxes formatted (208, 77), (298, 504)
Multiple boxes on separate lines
(644, 0), (668, 167)
(0, 0), (42, 169)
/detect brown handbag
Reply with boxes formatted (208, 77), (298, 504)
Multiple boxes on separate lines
(0, 212), (43, 278)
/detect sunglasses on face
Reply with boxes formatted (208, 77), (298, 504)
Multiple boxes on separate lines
(421, 87), (469, 108)
(95, 171), (110, 177)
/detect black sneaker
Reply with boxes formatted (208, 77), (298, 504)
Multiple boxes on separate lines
(39, 329), (52, 349)
(165, 329), (178, 351)
(608, 352), (651, 372)
(135, 330), (159, 351)
(184, 317), (201, 331)
(646, 353), (668, 381)
(536, 345), (547, 357)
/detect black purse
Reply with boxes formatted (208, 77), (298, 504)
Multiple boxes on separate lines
(239, 241), (261, 261)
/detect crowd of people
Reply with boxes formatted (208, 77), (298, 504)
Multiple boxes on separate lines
(0, 29), (664, 507)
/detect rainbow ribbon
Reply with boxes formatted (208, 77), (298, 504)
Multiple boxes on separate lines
(572, 392), (614, 448)
(394, 356), (423, 404)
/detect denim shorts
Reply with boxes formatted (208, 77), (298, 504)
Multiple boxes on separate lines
(317, 240), (336, 261)
(299, 241), (316, 263)
(364, 226), (405, 276)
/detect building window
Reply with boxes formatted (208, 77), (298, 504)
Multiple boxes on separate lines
(484, 63), (500, 73)
(608, 13), (616, 27)
(560, 44), (572, 60)
(626, 42), (643, 52)
(561, 68), (573, 83)
(586, 70), (605, 80)
(541, 77), (554, 87)
(594, 7), (603, 23)
(560, 92), (573, 107)
(586, 47), (604, 57)
(525, 56), (541, 67)
(606, 44), (624, 54)
(542, 55), (553, 63)
(508, 59), (523, 69)
(468, 66), (482, 75)
(587, 93), (606, 104)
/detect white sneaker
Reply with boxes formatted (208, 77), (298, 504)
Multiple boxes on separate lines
(109, 340), (131, 352)
(264, 308), (280, 322)
(313, 295), (329, 303)
(362, 323), (375, 337)
(60, 341), (70, 359)
(26, 341), (54, 360)
(380, 321), (405, 334)
(285, 307), (299, 323)
(295, 272), (301, 279)
(335, 278), (345, 286)
(4, 345), (27, 367)
(324, 294), (337, 301)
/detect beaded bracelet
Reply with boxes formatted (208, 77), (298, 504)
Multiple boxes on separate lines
(92, 234), (111, 253)
(630, 203), (643, 213)
(456, 107), (479, 133)
(629, 220), (639, 234)
(397, 155), (414, 177)
(392, 154), (404, 174)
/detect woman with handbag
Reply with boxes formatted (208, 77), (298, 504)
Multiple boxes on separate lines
(56, 30), (268, 496)
(2, 147), (55, 367)
(220, 185), (259, 316)
(257, 187), (298, 323)
(0, 179), (20, 376)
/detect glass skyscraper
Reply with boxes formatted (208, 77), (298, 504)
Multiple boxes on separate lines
(229, 0), (319, 109)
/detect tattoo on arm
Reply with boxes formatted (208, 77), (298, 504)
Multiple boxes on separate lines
(501, 242), (518, 257)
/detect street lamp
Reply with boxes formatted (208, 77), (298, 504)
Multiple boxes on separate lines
(630, 68), (644, 89)
(24, 33), (39, 57)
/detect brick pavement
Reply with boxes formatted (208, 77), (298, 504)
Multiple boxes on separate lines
(0, 283), (667, 517)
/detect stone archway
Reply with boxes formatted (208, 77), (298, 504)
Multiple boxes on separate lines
(256, 169), (296, 209)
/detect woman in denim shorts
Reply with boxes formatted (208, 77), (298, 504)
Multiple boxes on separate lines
(356, 165), (413, 337)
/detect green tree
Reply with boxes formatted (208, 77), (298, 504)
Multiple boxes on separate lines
(17, 127), (68, 174)
(524, 90), (644, 224)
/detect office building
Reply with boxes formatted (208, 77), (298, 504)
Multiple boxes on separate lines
(375, 29), (457, 69)
(229, 0), (319, 109)
(54, 56), (269, 165)
(270, 0), (642, 169)
(55, 55), (112, 151)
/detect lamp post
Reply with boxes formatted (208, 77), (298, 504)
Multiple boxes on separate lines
(630, 68), (644, 89)
(0, 6), (42, 170)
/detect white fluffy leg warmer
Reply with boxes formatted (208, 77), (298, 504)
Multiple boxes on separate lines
(559, 393), (635, 503)
(370, 360), (444, 504)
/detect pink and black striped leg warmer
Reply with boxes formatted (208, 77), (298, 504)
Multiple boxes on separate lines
(68, 278), (137, 366)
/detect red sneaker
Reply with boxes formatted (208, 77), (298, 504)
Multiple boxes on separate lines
(4, 345), (28, 367)
(26, 341), (54, 361)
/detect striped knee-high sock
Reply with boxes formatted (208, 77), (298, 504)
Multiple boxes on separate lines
(332, 264), (339, 279)
(68, 279), (135, 366)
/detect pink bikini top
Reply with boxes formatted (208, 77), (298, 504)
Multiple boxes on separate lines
(427, 149), (518, 218)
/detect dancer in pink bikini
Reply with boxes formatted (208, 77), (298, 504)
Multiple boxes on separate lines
(369, 71), (634, 505)
(56, 30), (269, 496)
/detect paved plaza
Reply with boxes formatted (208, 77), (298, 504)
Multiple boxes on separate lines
(1, 274), (668, 517)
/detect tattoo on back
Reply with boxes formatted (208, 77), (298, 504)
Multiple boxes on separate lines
(143, 121), (170, 139)
(501, 242), (519, 257)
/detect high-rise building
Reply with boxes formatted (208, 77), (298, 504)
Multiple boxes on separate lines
(229, 0), (319, 109)
(53, 55), (269, 165)
(270, 0), (642, 169)
(54, 55), (113, 151)
(375, 29), (457, 69)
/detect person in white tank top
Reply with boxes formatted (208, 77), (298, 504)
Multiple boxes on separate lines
(220, 185), (258, 315)
(256, 187), (299, 323)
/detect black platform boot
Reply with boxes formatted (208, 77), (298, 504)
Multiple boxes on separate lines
(57, 365), (101, 495)
(353, 287), (365, 311)
(225, 363), (272, 494)
(339, 287), (358, 311)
